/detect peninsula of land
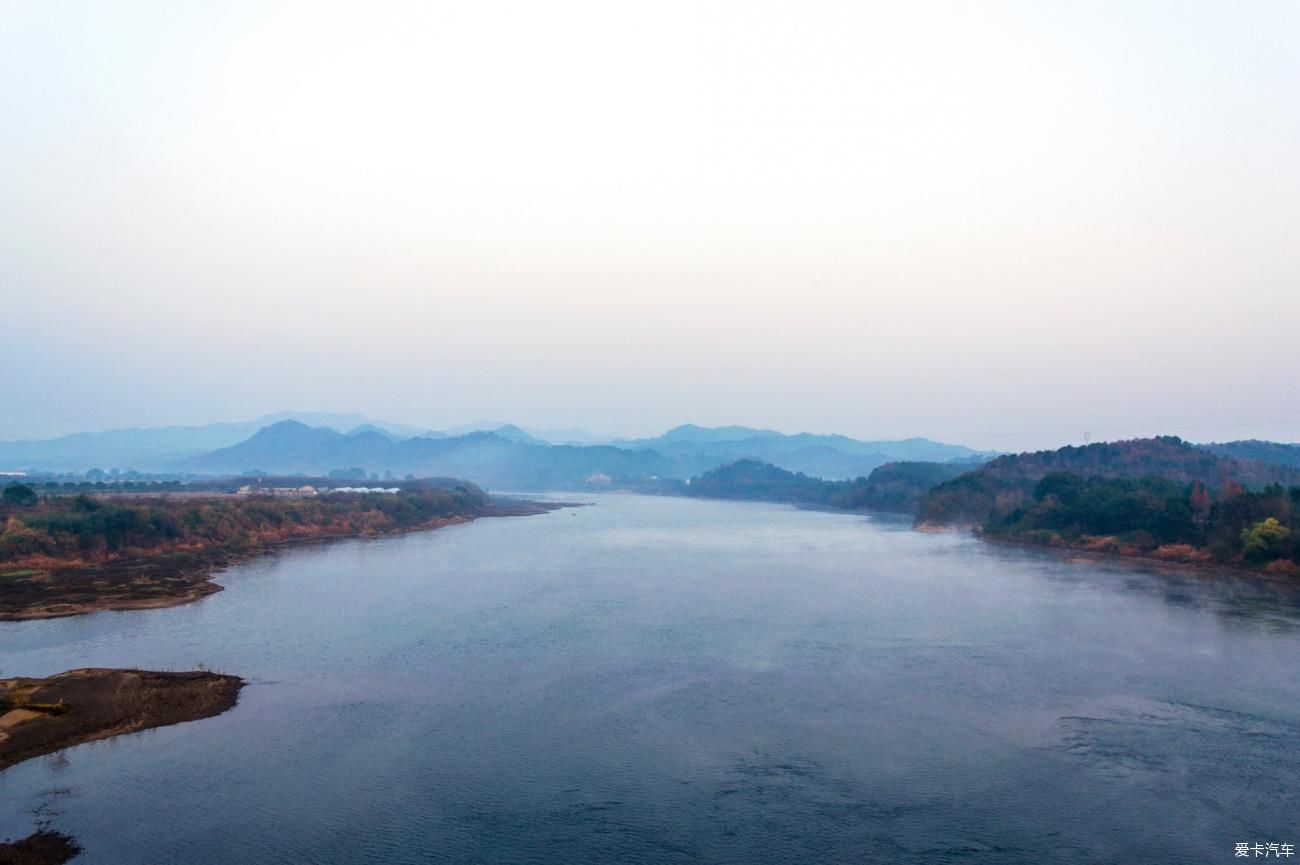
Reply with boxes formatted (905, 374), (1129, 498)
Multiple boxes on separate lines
(0, 481), (565, 621)
(0, 667), (245, 865)
(0, 668), (244, 772)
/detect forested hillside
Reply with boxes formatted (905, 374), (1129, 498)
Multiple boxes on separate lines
(677, 458), (967, 514)
(1201, 440), (1300, 469)
(913, 438), (1300, 572)
(917, 437), (1300, 526)
(984, 473), (1298, 572)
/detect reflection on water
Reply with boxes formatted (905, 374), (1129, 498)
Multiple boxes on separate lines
(2, 494), (1297, 864)
(983, 536), (1300, 636)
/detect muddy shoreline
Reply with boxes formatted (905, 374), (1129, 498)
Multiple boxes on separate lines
(0, 829), (81, 865)
(0, 668), (246, 864)
(0, 499), (576, 861)
(0, 668), (245, 772)
(0, 500), (572, 622)
(973, 530), (1300, 585)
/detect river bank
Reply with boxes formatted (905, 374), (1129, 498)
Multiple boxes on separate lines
(1, 493), (1296, 864)
(0, 668), (245, 864)
(0, 668), (244, 772)
(972, 528), (1300, 583)
(0, 829), (81, 865)
(0, 496), (573, 860)
(0, 497), (570, 622)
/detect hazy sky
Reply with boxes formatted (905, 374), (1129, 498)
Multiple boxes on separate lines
(3, 1), (1298, 450)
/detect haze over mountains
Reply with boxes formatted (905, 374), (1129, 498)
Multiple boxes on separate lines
(0, 412), (430, 472)
(0, 413), (990, 485)
(611, 425), (979, 479)
(5, 412), (1299, 495)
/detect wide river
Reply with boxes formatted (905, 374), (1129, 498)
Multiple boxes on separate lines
(3, 494), (1298, 863)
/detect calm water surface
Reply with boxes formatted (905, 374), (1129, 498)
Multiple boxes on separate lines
(2, 494), (1298, 864)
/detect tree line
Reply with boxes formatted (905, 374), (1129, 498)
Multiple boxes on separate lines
(0, 484), (487, 566)
(983, 473), (1298, 571)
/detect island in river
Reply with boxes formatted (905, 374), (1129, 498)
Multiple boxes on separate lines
(0, 668), (245, 864)
(0, 480), (566, 621)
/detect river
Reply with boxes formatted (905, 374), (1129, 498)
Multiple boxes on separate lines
(2, 494), (1298, 863)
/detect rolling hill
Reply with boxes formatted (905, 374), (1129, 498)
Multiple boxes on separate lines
(917, 437), (1300, 526)
(675, 458), (971, 514)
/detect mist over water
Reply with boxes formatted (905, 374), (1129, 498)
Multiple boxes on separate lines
(2, 495), (1297, 863)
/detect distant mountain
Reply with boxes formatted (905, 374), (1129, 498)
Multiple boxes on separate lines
(0, 412), (435, 473)
(346, 424), (403, 441)
(1201, 440), (1300, 469)
(0, 422), (255, 472)
(185, 421), (676, 489)
(917, 436), (1300, 526)
(618, 426), (989, 480)
(253, 412), (432, 439)
(521, 427), (611, 445)
(438, 422), (607, 445)
(656, 424), (785, 443)
(490, 424), (545, 445)
(194, 421), (396, 474)
(2, 412), (994, 482)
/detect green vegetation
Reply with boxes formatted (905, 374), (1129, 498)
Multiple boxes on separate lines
(679, 458), (968, 514)
(0, 485), (489, 567)
(912, 437), (1300, 571)
(1241, 517), (1290, 561)
(983, 473), (1299, 569)
(2, 483), (38, 507)
(917, 437), (1300, 527)
(684, 460), (839, 504)
(828, 461), (970, 513)
(0, 480), (566, 621)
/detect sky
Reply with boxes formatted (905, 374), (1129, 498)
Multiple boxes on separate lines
(3, 0), (1299, 451)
